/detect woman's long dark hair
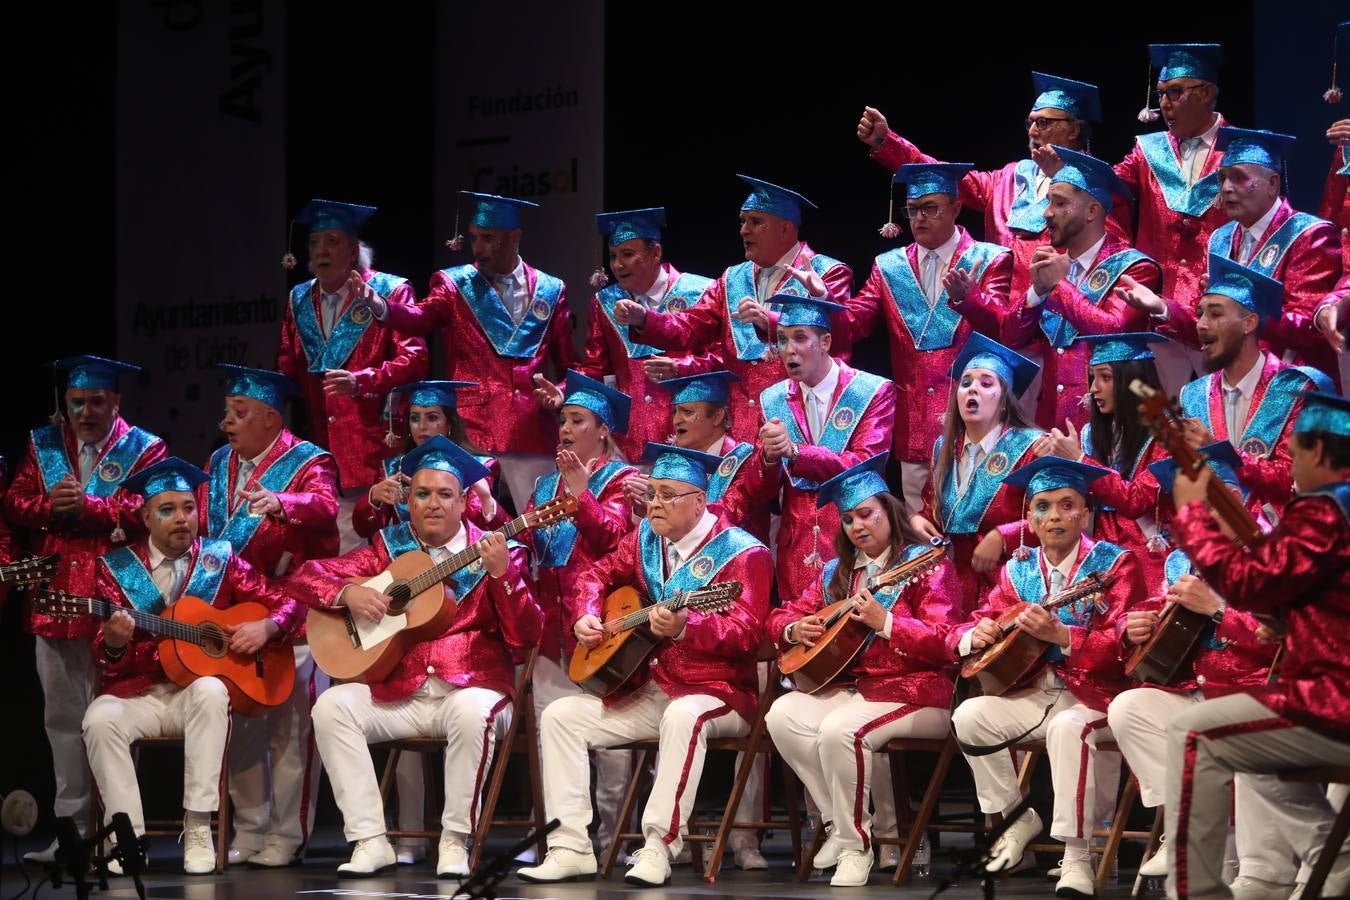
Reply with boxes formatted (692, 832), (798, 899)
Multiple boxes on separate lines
(826, 492), (926, 602)
(1087, 358), (1162, 474)
(932, 374), (1035, 521)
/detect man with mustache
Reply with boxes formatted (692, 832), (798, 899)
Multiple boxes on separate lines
(4, 355), (166, 863)
(276, 199), (428, 552)
(1003, 147), (1162, 431)
(1169, 255), (1333, 517)
(1116, 129), (1343, 390)
(82, 457), (300, 875)
(197, 364), (339, 867)
(857, 73), (1122, 303)
(357, 192), (573, 515)
(948, 457), (1147, 898)
(612, 176), (856, 445)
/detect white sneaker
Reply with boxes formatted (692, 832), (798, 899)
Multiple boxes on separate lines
(877, 844), (901, 871)
(1138, 836), (1169, 878)
(985, 808), (1043, 874)
(182, 825), (216, 875)
(1054, 857), (1097, 898)
(437, 832), (469, 878)
(624, 846), (672, 887)
(23, 839), (59, 865)
(830, 849), (874, 887)
(249, 842), (296, 868)
(227, 846), (258, 866)
(517, 846), (598, 882)
(813, 825), (843, 869)
(1230, 875), (1297, 900)
(397, 838), (427, 865)
(337, 836), (396, 876)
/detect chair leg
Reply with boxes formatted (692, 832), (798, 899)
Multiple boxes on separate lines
(602, 749), (649, 879)
(470, 697), (527, 872)
(894, 743), (955, 886)
(378, 747), (401, 809)
(1096, 774), (1137, 895)
(799, 823), (825, 881)
(782, 760), (803, 874)
(1303, 796), (1350, 900)
(703, 742), (760, 882)
(423, 748), (439, 835)
(216, 766), (231, 874)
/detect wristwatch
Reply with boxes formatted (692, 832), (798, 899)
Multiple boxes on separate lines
(1210, 599), (1226, 625)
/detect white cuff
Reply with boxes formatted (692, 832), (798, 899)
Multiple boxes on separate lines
(957, 627), (975, 658)
(880, 611), (894, 642)
(1025, 286), (1048, 308)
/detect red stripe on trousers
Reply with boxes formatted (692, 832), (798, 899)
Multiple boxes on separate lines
(852, 705), (920, 853)
(468, 696), (513, 832)
(296, 663), (319, 848)
(662, 704), (733, 844)
(1075, 717), (1109, 839)
(1174, 715), (1294, 899)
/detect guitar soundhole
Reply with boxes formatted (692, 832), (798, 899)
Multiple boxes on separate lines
(386, 581), (412, 615)
(199, 622), (228, 659)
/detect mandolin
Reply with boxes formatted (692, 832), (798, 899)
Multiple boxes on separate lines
(778, 539), (948, 694)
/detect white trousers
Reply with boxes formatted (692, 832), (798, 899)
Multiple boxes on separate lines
(540, 681), (748, 859)
(82, 678), (231, 836)
(952, 676), (1121, 843)
(766, 687), (949, 853)
(312, 679), (510, 842)
(35, 636), (96, 829)
(497, 453), (556, 517)
(228, 644), (327, 854)
(1164, 692), (1350, 899)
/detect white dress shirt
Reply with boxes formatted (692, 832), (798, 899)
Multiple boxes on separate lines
(916, 227), (963, 304)
(1235, 200), (1280, 265)
(956, 540), (1080, 658)
(493, 258), (528, 324)
(634, 265), (670, 310)
(146, 540), (191, 604)
(319, 284), (351, 338)
(1178, 116), (1221, 187)
(77, 431), (114, 483)
(801, 359), (841, 444)
(957, 426), (1005, 493)
(1220, 355), (1264, 439)
(756, 242), (804, 301)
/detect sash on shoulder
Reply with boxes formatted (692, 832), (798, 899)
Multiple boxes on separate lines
(938, 428), (1041, 534)
(760, 370), (889, 491)
(207, 441), (329, 554)
(1006, 159), (1050, 234)
(448, 264), (563, 359)
(1039, 249), (1150, 347)
(638, 519), (763, 600)
(1007, 540), (1126, 626)
(707, 442), (755, 503)
(1137, 133), (1221, 217)
(876, 242), (1006, 350)
(34, 425), (158, 498)
(1208, 213), (1326, 277)
(531, 461), (630, 569)
(598, 272), (713, 359)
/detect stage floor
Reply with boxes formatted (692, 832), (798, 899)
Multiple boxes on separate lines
(3, 830), (1160, 899)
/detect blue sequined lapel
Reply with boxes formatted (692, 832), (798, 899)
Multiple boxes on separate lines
(33, 425), (156, 498)
(1007, 159), (1050, 233)
(760, 370), (889, 491)
(637, 518), (762, 601)
(448, 264), (563, 359)
(1208, 213), (1325, 277)
(531, 461), (630, 569)
(940, 428), (1040, 534)
(598, 271), (712, 359)
(1137, 133), (1222, 217)
(207, 441), (327, 555)
(707, 442), (755, 503)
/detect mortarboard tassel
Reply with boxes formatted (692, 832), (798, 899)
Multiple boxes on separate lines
(280, 217), (298, 269)
(1138, 57), (1161, 123)
(879, 183), (901, 238)
(589, 268), (610, 289)
(1326, 33), (1343, 104)
(382, 392), (401, 449)
(445, 205), (465, 252)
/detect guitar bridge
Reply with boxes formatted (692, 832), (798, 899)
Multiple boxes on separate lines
(343, 611), (360, 648)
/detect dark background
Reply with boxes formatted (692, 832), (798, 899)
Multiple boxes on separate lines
(3, 0), (1341, 837)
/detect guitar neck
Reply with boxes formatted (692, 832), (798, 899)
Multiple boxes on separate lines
(51, 594), (206, 645)
(604, 590), (704, 636)
(404, 511), (533, 596)
(1000, 575), (1107, 637)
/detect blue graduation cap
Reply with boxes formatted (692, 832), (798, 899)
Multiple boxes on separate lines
(1205, 254), (1285, 323)
(51, 355), (142, 392)
(1149, 43), (1223, 83)
(1004, 456), (1110, 498)
(815, 453), (891, 511)
(661, 370), (740, 406)
(1075, 332), (1173, 366)
(460, 191), (539, 230)
(771, 294), (847, 331)
(1147, 441), (1244, 494)
(596, 207), (667, 245)
(641, 442), (722, 491)
(561, 370), (632, 434)
(949, 333), (1040, 398)
(399, 435), (491, 488)
(216, 364), (299, 411)
(1215, 127), (1296, 173)
(296, 199), (378, 237)
(392, 380), (478, 410)
(1031, 72), (1102, 122)
(737, 174), (816, 227)
(122, 457), (209, 499)
(893, 163), (974, 200)
(1050, 146), (1133, 210)
(1293, 391), (1350, 438)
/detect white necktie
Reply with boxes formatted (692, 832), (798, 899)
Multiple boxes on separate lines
(321, 291), (343, 337)
(156, 555), (187, 602)
(1067, 260), (1085, 287)
(496, 276), (518, 322)
(1180, 137), (1203, 187)
(1034, 171), (1050, 202)
(235, 460), (256, 508)
(1224, 386), (1243, 438)
(922, 250), (941, 304)
(1238, 229), (1256, 264)
(861, 561), (880, 589)
(78, 443), (98, 484)
(805, 390), (823, 443)
(665, 542), (681, 577)
(756, 266), (779, 302)
(1048, 567), (1065, 599)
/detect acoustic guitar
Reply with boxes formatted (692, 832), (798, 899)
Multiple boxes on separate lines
(959, 572), (1112, 696)
(1125, 381), (1267, 685)
(307, 496), (576, 683)
(34, 590), (295, 715)
(0, 554), (60, 587)
(568, 581), (742, 697)
(779, 539), (948, 694)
